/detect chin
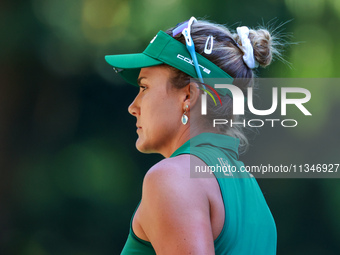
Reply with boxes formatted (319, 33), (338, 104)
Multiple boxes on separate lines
(135, 137), (150, 153)
(135, 137), (158, 154)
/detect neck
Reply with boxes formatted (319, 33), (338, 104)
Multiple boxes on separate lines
(160, 123), (214, 158)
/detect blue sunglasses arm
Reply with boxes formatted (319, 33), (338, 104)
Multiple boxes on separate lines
(173, 17), (207, 90)
(187, 44), (206, 90)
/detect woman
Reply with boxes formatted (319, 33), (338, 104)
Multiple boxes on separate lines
(105, 17), (278, 254)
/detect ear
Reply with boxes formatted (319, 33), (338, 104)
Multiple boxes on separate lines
(181, 82), (200, 112)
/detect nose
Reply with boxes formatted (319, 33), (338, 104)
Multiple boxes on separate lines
(128, 96), (139, 117)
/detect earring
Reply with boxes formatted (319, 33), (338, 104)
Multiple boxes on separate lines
(181, 105), (189, 125)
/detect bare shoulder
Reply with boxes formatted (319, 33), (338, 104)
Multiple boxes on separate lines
(138, 155), (216, 253)
(142, 154), (210, 197)
(140, 154), (218, 223)
(145, 155), (190, 181)
(143, 155), (193, 197)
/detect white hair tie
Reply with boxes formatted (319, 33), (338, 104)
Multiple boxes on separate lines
(236, 26), (259, 69)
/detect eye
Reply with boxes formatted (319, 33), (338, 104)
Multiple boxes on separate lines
(139, 85), (147, 92)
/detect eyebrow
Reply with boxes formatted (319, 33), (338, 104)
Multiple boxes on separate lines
(137, 77), (146, 86)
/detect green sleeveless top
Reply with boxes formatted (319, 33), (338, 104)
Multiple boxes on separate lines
(120, 133), (277, 254)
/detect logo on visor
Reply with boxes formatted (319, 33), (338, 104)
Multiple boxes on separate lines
(176, 54), (211, 74)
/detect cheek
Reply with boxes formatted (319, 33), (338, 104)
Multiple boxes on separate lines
(156, 103), (182, 132)
(141, 86), (182, 129)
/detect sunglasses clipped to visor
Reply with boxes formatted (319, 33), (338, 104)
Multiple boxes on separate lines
(104, 16), (234, 97)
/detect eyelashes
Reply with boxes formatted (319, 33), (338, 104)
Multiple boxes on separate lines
(139, 85), (147, 92)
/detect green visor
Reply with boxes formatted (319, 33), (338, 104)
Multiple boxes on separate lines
(105, 30), (234, 96)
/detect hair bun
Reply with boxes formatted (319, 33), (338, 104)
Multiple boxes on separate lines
(248, 29), (273, 67)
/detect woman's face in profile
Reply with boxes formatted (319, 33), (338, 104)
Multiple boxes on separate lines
(128, 66), (186, 155)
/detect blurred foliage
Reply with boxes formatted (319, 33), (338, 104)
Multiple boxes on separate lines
(0, 0), (339, 254)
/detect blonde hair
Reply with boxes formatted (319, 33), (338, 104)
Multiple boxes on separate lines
(165, 19), (282, 154)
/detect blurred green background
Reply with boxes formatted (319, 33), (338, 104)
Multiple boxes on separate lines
(1, 0), (340, 254)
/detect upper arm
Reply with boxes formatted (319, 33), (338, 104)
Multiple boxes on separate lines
(139, 156), (215, 255)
